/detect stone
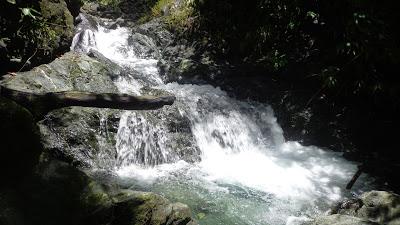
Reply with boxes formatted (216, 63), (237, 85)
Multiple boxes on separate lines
(40, 0), (75, 54)
(312, 214), (379, 225)
(1, 52), (119, 94)
(326, 191), (400, 225)
(111, 189), (197, 225)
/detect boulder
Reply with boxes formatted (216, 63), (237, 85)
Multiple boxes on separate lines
(315, 190), (400, 225)
(332, 191), (400, 224)
(1, 52), (119, 94)
(1, 52), (123, 169)
(111, 189), (197, 225)
(39, 0), (75, 54)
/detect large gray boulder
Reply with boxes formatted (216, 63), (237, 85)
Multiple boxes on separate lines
(1, 52), (123, 169)
(1, 52), (119, 94)
(1, 51), (200, 168)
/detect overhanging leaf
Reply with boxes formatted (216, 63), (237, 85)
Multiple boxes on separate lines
(6, 0), (16, 4)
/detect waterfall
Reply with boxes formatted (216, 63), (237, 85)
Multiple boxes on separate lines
(71, 14), (374, 225)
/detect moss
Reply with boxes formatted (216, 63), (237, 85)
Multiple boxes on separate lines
(151, 0), (174, 17)
(138, 0), (196, 33)
(39, 0), (74, 52)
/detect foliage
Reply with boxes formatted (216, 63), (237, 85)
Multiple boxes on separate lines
(186, 0), (400, 103)
(0, 0), (73, 74)
(138, 0), (197, 33)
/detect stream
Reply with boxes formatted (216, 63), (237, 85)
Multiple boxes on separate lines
(71, 14), (375, 225)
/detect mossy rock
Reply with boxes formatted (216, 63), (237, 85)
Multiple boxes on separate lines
(40, 0), (75, 54)
(111, 190), (197, 225)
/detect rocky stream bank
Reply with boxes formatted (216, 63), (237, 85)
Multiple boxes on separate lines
(1, 0), (400, 225)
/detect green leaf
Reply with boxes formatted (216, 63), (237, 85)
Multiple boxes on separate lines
(6, 0), (16, 4)
(20, 7), (41, 19)
(21, 8), (31, 15)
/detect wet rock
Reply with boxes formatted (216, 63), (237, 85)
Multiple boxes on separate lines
(38, 107), (120, 169)
(312, 214), (379, 225)
(1, 52), (122, 169)
(116, 106), (200, 166)
(111, 189), (197, 225)
(134, 18), (174, 49)
(39, 0), (75, 54)
(331, 191), (400, 224)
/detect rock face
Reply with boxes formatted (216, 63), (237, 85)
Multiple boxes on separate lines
(313, 191), (400, 225)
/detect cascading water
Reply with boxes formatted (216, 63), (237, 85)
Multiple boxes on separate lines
(71, 14), (375, 225)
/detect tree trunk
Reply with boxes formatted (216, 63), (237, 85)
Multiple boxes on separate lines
(0, 85), (175, 117)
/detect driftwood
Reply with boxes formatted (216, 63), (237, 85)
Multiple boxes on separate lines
(0, 85), (175, 117)
(346, 164), (364, 190)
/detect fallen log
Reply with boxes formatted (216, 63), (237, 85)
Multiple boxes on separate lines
(346, 164), (364, 190)
(0, 85), (175, 117)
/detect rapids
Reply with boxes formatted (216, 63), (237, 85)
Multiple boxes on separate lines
(71, 14), (375, 225)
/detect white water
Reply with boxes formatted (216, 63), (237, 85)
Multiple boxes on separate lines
(72, 17), (374, 225)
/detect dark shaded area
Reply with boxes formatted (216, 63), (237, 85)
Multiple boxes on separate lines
(0, 97), (42, 187)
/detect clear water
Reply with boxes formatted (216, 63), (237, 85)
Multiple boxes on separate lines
(72, 15), (375, 225)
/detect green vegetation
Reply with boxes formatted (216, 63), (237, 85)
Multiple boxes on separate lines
(0, 0), (75, 74)
(139, 0), (196, 32)
(82, 0), (120, 9)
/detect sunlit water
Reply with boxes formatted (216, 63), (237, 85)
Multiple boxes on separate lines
(72, 15), (375, 225)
